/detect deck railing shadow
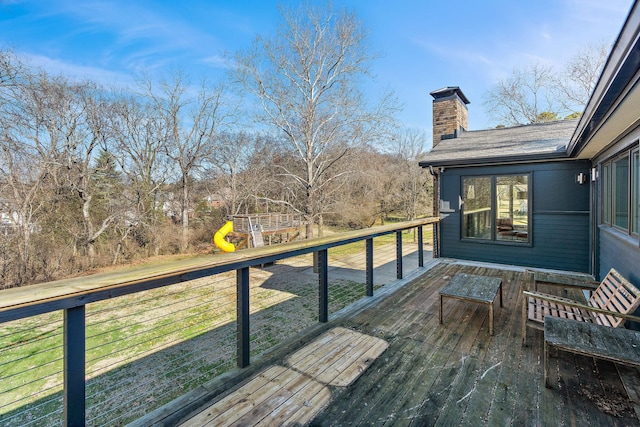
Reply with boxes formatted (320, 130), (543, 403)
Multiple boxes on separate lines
(0, 219), (437, 426)
(163, 262), (640, 426)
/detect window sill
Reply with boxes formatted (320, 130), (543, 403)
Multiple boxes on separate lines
(461, 237), (532, 248)
(599, 224), (639, 248)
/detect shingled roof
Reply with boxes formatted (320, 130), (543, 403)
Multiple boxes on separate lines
(419, 119), (578, 168)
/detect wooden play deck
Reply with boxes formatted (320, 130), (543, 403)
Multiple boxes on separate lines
(227, 213), (303, 249)
(176, 261), (640, 426)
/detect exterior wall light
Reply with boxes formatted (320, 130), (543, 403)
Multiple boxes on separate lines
(577, 172), (588, 184)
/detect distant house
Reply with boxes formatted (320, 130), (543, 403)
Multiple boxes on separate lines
(206, 194), (226, 209)
(420, 1), (640, 284)
(0, 199), (28, 235)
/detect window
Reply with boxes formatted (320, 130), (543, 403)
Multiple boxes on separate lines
(613, 155), (629, 229)
(603, 147), (639, 236)
(633, 151), (639, 234)
(462, 177), (491, 239)
(462, 174), (530, 243)
(603, 163), (611, 224)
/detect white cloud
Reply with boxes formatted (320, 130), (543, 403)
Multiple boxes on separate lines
(201, 54), (233, 70)
(539, 31), (552, 41)
(20, 52), (135, 87)
(410, 37), (493, 66)
(52, 1), (224, 69)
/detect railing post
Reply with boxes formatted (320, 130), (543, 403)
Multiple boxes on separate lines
(318, 249), (328, 322)
(64, 305), (85, 427)
(366, 238), (373, 296)
(313, 251), (319, 273)
(433, 222), (440, 258)
(237, 267), (250, 368)
(396, 230), (403, 280)
(418, 226), (424, 268)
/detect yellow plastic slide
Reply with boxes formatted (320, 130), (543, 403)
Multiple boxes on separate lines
(213, 221), (235, 253)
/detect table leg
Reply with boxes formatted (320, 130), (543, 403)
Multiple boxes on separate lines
(489, 303), (494, 336)
(544, 340), (550, 388)
(439, 294), (443, 324)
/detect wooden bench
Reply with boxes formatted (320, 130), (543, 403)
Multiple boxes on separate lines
(522, 268), (640, 344)
(544, 316), (640, 388)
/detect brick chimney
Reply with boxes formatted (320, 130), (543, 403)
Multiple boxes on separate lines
(430, 87), (469, 147)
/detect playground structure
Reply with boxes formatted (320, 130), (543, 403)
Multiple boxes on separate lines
(213, 213), (304, 252)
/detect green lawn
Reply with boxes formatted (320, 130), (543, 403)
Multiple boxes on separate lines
(328, 227), (433, 258)
(0, 224), (433, 426)
(0, 254), (393, 426)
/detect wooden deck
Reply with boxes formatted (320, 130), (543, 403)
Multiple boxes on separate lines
(179, 261), (640, 426)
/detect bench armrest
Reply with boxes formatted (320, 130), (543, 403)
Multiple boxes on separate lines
(525, 269), (599, 292)
(523, 290), (640, 324)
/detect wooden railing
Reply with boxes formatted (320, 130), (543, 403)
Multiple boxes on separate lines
(230, 213), (303, 233)
(0, 218), (439, 426)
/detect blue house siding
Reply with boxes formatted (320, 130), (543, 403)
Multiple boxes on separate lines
(532, 213), (590, 271)
(439, 160), (591, 273)
(591, 128), (640, 288)
(598, 227), (640, 284)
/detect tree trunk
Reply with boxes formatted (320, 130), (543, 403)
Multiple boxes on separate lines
(87, 242), (96, 262)
(181, 176), (189, 252)
(82, 194), (96, 264)
(112, 242), (121, 265)
(305, 215), (313, 239)
(18, 219), (30, 285)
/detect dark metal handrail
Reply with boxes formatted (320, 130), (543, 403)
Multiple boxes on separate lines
(0, 217), (439, 426)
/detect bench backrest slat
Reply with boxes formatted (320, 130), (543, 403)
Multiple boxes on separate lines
(589, 269), (640, 327)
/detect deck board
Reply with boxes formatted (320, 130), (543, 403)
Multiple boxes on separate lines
(310, 263), (640, 426)
(179, 261), (640, 426)
(180, 327), (387, 426)
(486, 274), (529, 425)
(287, 326), (388, 387)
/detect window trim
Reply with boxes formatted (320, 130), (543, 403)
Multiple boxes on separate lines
(603, 162), (611, 225)
(612, 153), (630, 232)
(460, 173), (532, 246)
(632, 149), (639, 235)
(601, 144), (639, 239)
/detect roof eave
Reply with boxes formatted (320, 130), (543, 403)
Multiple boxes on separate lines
(418, 151), (572, 169)
(568, 1), (640, 157)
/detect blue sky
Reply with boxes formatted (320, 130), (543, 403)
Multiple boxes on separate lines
(0, 0), (633, 141)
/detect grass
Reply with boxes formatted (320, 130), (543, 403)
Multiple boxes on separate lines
(0, 276), (374, 426)
(328, 227), (433, 258)
(1, 274), (242, 426)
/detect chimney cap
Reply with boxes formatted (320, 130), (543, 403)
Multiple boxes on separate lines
(430, 87), (470, 104)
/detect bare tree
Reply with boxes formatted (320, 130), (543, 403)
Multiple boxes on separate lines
(231, 3), (398, 237)
(108, 92), (170, 255)
(326, 146), (387, 228)
(0, 57), (71, 284)
(141, 71), (230, 252)
(207, 131), (260, 216)
(390, 128), (431, 221)
(58, 81), (128, 265)
(483, 43), (610, 126)
(555, 42), (609, 113)
(483, 63), (555, 126)
(330, 130), (431, 229)
(0, 58), (112, 279)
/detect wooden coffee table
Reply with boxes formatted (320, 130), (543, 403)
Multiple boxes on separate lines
(439, 273), (503, 335)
